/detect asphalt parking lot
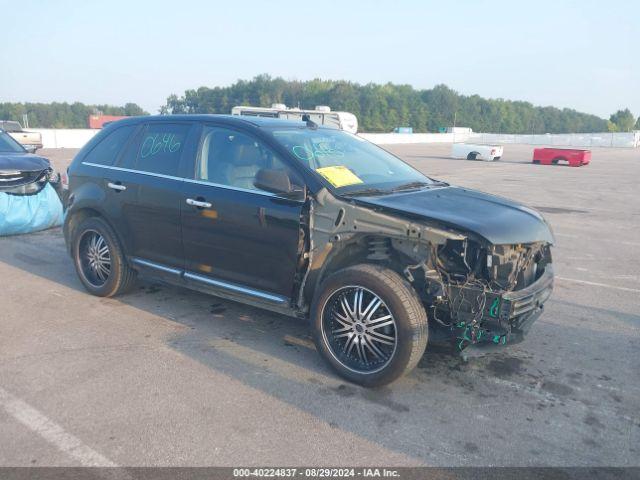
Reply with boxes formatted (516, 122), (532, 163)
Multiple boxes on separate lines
(1, 143), (638, 467)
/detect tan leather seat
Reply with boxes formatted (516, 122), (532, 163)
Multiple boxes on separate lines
(225, 140), (264, 190)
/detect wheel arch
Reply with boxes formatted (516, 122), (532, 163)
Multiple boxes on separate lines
(64, 207), (128, 261)
(303, 234), (422, 306)
(551, 156), (568, 164)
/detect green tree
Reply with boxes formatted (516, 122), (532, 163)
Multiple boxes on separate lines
(0, 102), (148, 128)
(609, 109), (636, 132)
(635, 116), (640, 130)
(160, 75), (610, 134)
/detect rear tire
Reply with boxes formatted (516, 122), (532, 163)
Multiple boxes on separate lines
(71, 216), (136, 297)
(311, 264), (428, 387)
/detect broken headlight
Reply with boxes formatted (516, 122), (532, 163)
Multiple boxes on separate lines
(0, 168), (52, 196)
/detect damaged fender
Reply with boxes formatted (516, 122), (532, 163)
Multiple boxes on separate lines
(296, 187), (554, 353)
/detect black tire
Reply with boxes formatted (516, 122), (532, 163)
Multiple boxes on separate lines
(311, 264), (428, 387)
(71, 216), (136, 297)
(466, 152), (479, 160)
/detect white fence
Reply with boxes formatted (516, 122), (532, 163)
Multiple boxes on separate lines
(467, 131), (640, 148)
(359, 132), (458, 144)
(32, 129), (98, 149)
(32, 128), (640, 150)
(366, 131), (640, 148)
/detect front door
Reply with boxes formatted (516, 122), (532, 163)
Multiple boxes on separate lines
(181, 125), (304, 298)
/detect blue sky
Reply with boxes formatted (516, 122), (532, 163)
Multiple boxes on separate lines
(1, 0), (637, 118)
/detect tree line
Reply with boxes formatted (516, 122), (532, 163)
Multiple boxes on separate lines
(0, 102), (147, 128)
(161, 75), (638, 134)
(2, 76), (637, 133)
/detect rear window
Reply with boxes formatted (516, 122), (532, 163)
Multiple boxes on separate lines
(84, 125), (136, 166)
(134, 123), (190, 176)
(0, 121), (22, 132)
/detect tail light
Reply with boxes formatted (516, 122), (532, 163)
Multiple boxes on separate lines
(61, 171), (69, 190)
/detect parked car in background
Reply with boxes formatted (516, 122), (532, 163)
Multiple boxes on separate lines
(64, 115), (554, 386)
(0, 121), (43, 152)
(532, 148), (591, 167)
(0, 130), (63, 236)
(0, 130), (53, 195)
(452, 143), (503, 161)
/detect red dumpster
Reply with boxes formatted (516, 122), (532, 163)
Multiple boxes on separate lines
(88, 115), (129, 129)
(532, 148), (591, 167)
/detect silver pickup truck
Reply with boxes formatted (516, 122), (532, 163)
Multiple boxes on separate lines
(0, 120), (43, 152)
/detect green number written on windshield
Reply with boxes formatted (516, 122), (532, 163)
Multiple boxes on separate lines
(292, 143), (344, 162)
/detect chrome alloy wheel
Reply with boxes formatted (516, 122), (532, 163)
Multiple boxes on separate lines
(321, 286), (397, 374)
(78, 230), (111, 287)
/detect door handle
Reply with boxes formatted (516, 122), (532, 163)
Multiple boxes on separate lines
(186, 198), (212, 208)
(107, 182), (126, 191)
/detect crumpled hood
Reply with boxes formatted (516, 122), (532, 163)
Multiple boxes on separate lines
(353, 186), (554, 245)
(0, 152), (50, 172)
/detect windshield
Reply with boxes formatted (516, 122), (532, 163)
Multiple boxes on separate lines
(0, 131), (26, 153)
(269, 128), (434, 195)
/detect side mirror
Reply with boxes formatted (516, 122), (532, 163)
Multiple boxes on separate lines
(254, 168), (305, 201)
(24, 145), (38, 154)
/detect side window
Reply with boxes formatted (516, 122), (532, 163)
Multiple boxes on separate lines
(117, 127), (143, 169)
(135, 123), (190, 176)
(196, 127), (299, 192)
(84, 125), (136, 166)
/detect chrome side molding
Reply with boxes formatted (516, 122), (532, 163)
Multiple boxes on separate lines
(130, 256), (288, 305)
(184, 272), (288, 305)
(131, 257), (182, 276)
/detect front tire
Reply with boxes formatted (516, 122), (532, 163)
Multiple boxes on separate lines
(311, 264), (428, 387)
(71, 216), (136, 297)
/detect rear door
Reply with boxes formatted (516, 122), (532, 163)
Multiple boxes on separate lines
(181, 124), (305, 298)
(111, 121), (198, 270)
(79, 123), (139, 250)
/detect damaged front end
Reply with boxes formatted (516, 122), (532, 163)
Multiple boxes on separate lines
(0, 166), (54, 195)
(301, 188), (554, 354)
(0, 154), (64, 236)
(427, 240), (553, 353)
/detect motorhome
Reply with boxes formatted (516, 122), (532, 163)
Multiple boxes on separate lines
(231, 104), (358, 134)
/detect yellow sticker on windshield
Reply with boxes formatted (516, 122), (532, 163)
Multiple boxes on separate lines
(315, 166), (364, 188)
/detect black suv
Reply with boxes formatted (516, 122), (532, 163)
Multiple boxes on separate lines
(64, 115), (554, 386)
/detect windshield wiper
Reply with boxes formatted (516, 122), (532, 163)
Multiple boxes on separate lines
(341, 187), (391, 197)
(389, 181), (433, 192)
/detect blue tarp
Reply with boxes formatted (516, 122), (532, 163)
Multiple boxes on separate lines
(0, 183), (64, 236)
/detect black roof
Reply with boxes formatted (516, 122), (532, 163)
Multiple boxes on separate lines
(109, 114), (310, 130)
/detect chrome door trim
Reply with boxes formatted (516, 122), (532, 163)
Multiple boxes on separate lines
(129, 256), (288, 305)
(131, 257), (182, 276)
(83, 162), (183, 182)
(184, 272), (288, 305)
(82, 162), (284, 198)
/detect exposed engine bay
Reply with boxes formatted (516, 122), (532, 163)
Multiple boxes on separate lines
(297, 188), (554, 352)
(424, 240), (553, 350)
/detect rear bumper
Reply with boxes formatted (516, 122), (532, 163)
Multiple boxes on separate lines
(450, 265), (554, 351)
